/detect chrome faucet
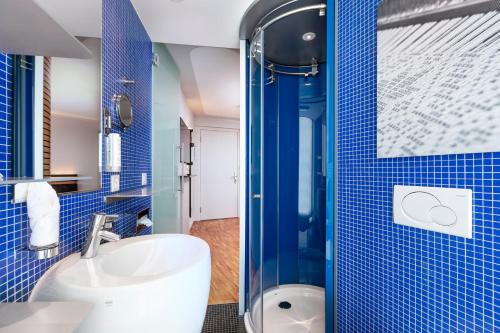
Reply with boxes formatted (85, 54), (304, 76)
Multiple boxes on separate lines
(81, 213), (121, 259)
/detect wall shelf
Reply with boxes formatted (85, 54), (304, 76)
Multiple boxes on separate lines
(0, 176), (92, 185)
(104, 186), (153, 204)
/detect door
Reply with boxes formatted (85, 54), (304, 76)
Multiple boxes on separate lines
(200, 129), (239, 220)
(152, 43), (181, 233)
(248, 30), (264, 332)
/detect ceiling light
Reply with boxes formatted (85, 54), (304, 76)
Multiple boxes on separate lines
(302, 32), (316, 42)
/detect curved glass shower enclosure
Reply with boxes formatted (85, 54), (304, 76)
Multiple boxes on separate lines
(242, 1), (327, 332)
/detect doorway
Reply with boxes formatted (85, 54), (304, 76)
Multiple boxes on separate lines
(199, 128), (239, 220)
(190, 126), (240, 305)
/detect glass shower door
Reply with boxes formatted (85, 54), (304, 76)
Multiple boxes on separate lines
(248, 31), (264, 333)
(152, 43), (181, 233)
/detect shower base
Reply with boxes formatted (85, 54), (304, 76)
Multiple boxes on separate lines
(244, 284), (325, 333)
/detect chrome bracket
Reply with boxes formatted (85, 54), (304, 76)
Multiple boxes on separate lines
(265, 64), (276, 85)
(309, 58), (319, 77)
(118, 76), (135, 85)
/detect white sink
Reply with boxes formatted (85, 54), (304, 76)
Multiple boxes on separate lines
(29, 234), (211, 333)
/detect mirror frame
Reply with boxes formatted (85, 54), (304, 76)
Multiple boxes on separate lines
(112, 94), (133, 129)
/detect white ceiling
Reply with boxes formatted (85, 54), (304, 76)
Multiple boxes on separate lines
(190, 46), (240, 118)
(134, 0), (247, 119)
(35, 0), (245, 119)
(35, 0), (102, 38)
(168, 44), (240, 119)
(130, 0), (254, 49)
(166, 44), (204, 115)
(37, 0), (253, 47)
(0, 0), (95, 58)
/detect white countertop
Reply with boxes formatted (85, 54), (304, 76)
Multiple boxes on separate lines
(0, 302), (93, 333)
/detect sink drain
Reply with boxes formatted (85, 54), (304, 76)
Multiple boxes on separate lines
(278, 301), (292, 309)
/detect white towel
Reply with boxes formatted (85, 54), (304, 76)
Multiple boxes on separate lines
(26, 182), (60, 248)
(138, 216), (153, 227)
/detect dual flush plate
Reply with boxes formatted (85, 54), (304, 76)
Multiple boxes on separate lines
(393, 185), (472, 238)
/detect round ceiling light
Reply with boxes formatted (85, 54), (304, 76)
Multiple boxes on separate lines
(302, 32), (316, 42)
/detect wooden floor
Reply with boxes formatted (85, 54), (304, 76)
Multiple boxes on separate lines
(190, 218), (240, 305)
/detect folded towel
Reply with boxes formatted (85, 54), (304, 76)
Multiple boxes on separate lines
(138, 216), (153, 227)
(27, 182), (60, 248)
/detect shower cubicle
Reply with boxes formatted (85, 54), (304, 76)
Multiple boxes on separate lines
(240, 1), (331, 332)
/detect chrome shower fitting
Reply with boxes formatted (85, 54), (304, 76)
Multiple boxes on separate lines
(265, 58), (319, 80)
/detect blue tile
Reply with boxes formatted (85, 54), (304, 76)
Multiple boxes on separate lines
(0, 0), (152, 302)
(337, 0), (499, 332)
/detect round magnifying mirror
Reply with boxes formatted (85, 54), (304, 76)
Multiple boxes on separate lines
(112, 94), (133, 128)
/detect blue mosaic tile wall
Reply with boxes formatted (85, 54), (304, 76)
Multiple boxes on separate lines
(337, 1), (499, 332)
(0, 0), (152, 302)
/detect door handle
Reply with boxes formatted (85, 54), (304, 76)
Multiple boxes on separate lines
(231, 172), (238, 184)
(173, 145), (182, 194)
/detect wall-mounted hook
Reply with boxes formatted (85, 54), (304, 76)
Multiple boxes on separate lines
(119, 76), (135, 85)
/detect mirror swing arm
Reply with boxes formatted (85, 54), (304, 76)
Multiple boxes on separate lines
(103, 105), (121, 136)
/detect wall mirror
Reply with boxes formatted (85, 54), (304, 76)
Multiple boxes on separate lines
(377, 0), (500, 158)
(12, 1), (102, 193)
(113, 94), (133, 128)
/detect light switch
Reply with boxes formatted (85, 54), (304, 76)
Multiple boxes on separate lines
(142, 173), (147, 186)
(111, 175), (120, 193)
(394, 185), (472, 238)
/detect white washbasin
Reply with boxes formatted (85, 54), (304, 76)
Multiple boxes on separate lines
(29, 234), (211, 333)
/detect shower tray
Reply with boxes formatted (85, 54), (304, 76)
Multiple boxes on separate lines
(244, 284), (325, 333)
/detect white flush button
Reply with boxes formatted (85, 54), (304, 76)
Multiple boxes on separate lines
(430, 206), (457, 226)
(394, 185), (472, 238)
(402, 192), (440, 223)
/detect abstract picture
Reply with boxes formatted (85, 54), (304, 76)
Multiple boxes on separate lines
(377, 0), (500, 157)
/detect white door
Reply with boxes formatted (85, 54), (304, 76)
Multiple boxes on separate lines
(200, 129), (239, 220)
